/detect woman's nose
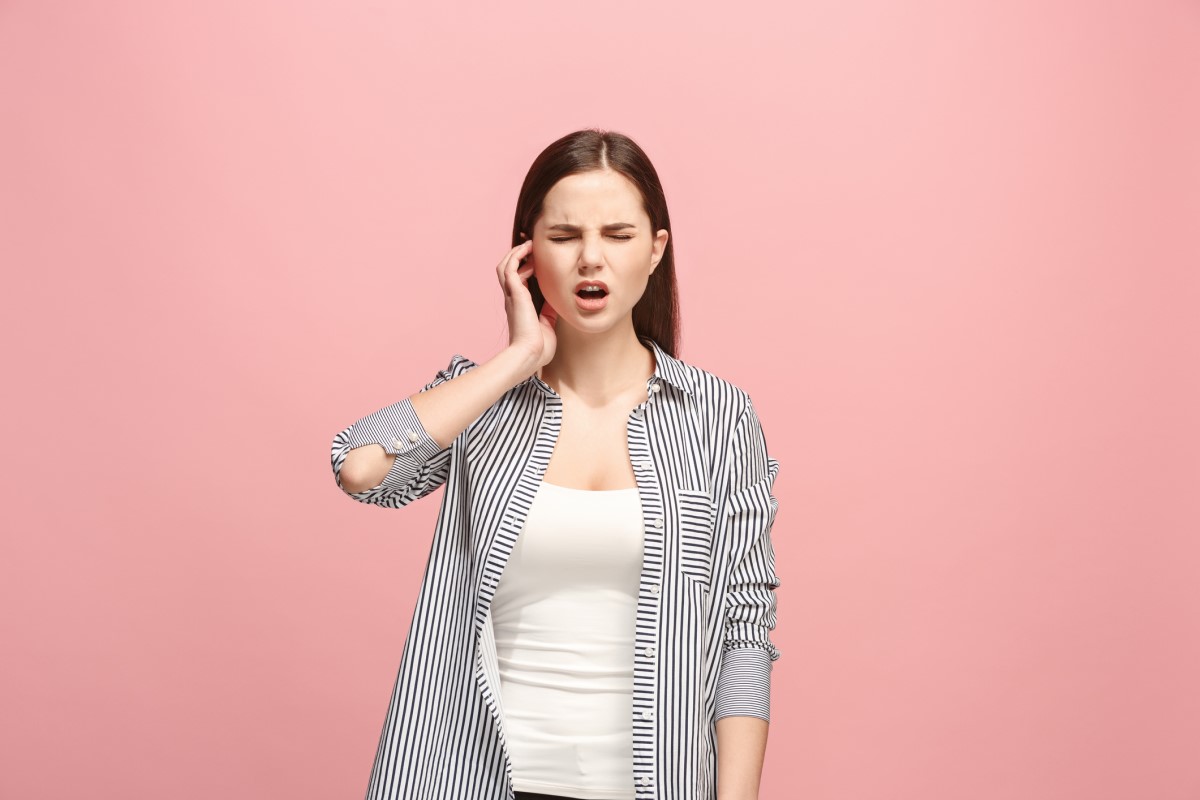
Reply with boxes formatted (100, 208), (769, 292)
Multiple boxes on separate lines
(579, 235), (605, 267)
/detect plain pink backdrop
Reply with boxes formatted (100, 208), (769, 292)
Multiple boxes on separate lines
(2, 1), (1198, 799)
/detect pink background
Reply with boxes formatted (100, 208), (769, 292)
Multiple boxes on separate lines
(3, 1), (1198, 798)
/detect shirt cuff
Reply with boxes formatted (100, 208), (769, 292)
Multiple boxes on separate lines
(714, 645), (774, 722)
(345, 396), (447, 462)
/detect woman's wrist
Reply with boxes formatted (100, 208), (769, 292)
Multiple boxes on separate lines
(492, 344), (542, 385)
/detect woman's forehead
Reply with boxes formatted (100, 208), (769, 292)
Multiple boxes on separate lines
(541, 173), (647, 226)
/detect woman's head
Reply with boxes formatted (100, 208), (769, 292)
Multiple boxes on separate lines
(513, 129), (680, 356)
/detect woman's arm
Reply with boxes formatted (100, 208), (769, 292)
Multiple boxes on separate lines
(332, 345), (537, 504)
(333, 239), (549, 507)
(716, 715), (769, 800)
(713, 398), (783, 798)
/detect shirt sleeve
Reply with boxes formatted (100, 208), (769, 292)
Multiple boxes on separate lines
(330, 353), (478, 508)
(714, 398), (783, 723)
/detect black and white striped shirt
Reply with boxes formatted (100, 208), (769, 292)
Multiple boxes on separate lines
(330, 335), (782, 800)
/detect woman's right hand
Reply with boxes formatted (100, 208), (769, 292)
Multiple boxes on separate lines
(498, 239), (558, 370)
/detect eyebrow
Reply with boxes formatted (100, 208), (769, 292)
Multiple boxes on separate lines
(547, 222), (637, 232)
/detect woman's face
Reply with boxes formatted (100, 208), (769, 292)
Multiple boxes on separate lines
(529, 169), (669, 332)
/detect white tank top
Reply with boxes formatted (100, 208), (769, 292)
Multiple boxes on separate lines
(490, 480), (644, 800)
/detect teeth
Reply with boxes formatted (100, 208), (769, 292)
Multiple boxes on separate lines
(581, 286), (603, 294)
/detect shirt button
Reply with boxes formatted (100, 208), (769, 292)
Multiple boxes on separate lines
(650, 383), (661, 393)
(641, 709), (654, 720)
(636, 459), (652, 469)
(654, 517), (664, 529)
(639, 776), (652, 786)
(406, 429), (419, 442)
(649, 583), (660, 596)
(644, 645), (656, 658)
(393, 438), (404, 450)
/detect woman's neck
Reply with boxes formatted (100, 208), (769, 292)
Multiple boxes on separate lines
(538, 328), (655, 402)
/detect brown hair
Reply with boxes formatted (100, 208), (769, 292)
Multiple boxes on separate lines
(511, 128), (681, 357)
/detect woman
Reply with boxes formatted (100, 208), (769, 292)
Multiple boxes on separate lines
(331, 129), (782, 800)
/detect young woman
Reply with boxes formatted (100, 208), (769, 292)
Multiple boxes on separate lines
(331, 129), (782, 800)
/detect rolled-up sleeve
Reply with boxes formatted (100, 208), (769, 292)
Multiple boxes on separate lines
(714, 399), (782, 723)
(330, 354), (477, 508)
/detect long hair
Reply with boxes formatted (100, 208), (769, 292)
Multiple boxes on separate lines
(511, 128), (681, 357)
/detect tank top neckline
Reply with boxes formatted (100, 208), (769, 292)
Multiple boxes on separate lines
(539, 480), (639, 494)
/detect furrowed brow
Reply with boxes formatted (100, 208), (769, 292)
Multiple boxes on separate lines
(547, 222), (637, 232)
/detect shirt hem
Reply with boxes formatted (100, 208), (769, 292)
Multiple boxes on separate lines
(513, 777), (635, 800)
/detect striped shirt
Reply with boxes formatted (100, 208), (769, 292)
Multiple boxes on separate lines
(330, 335), (782, 800)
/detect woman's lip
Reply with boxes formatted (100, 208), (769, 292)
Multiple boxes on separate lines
(575, 292), (609, 312)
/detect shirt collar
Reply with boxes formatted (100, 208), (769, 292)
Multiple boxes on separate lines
(639, 334), (694, 397)
(525, 334), (694, 398)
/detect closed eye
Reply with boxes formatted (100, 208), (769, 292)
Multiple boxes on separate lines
(549, 235), (634, 242)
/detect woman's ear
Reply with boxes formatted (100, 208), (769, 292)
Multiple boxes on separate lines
(650, 228), (669, 271)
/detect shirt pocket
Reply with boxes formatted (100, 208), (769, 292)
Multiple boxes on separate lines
(675, 487), (717, 588)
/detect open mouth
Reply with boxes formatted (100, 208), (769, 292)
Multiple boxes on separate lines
(576, 287), (608, 298)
